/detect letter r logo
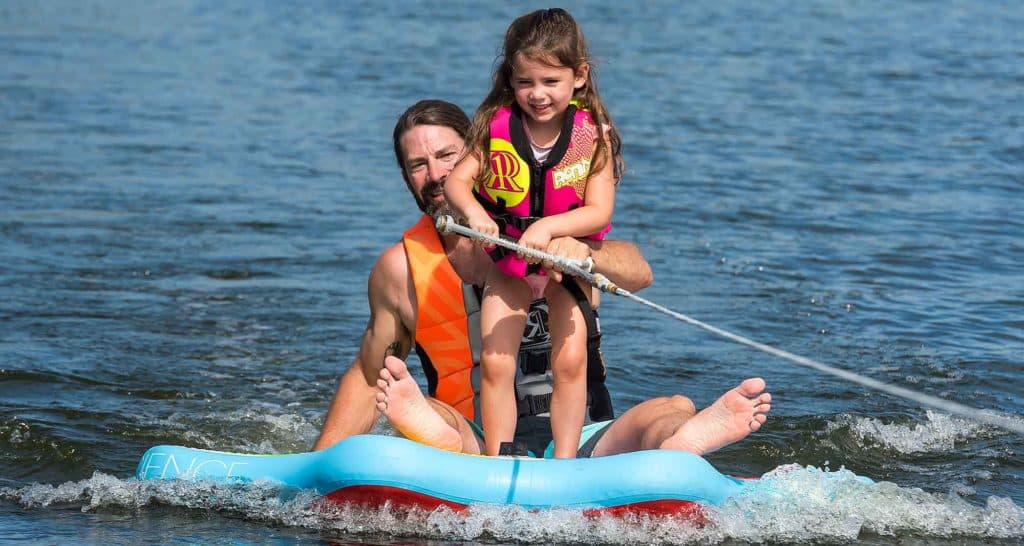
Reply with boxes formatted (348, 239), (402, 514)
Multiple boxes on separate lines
(478, 138), (529, 208)
(488, 151), (524, 192)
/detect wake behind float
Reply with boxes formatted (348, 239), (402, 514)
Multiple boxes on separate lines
(135, 434), (754, 519)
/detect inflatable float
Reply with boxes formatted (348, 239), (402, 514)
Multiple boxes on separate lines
(136, 434), (757, 519)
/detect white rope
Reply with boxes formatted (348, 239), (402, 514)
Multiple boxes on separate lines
(435, 215), (606, 286)
(436, 215), (1024, 436)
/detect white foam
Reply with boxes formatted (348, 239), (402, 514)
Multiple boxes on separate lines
(713, 465), (1024, 541)
(826, 410), (992, 453)
(2, 467), (1020, 543)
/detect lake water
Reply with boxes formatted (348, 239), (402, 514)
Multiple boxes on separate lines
(1, 1), (1022, 544)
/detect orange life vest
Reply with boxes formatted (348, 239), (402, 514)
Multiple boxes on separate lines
(402, 215), (477, 420)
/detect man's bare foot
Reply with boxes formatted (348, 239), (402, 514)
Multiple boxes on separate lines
(375, 356), (463, 452)
(659, 378), (771, 455)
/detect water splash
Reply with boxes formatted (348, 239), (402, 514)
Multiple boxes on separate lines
(826, 410), (998, 454)
(3, 466), (1021, 544)
(716, 465), (1024, 541)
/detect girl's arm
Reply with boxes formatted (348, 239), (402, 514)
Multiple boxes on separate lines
(519, 144), (616, 254)
(444, 153), (499, 240)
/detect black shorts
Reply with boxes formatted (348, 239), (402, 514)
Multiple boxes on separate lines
(484, 416), (614, 458)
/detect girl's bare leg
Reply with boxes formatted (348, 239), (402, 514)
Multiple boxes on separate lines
(545, 278), (589, 458)
(479, 267), (531, 455)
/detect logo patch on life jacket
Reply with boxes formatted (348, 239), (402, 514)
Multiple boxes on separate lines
(521, 299), (551, 348)
(549, 119), (597, 200)
(479, 138), (529, 208)
(489, 151), (523, 192)
(552, 158), (590, 191)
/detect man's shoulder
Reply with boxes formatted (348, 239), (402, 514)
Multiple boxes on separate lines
(367, 242), (411, 304)
(370, 242), (411, 285)
(366, 241), (416, 322)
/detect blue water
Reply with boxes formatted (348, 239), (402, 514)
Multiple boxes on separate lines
(2, 1), (1022, 543)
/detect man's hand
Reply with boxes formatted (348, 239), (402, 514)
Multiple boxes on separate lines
(542, 236), (591, 282)
(540, 238), (653, 292)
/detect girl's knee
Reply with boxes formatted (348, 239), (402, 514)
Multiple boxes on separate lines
(551, 351), (586, 383)
(480, 353), (516, 382)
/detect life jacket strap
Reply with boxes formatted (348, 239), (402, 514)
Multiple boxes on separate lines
(516, 391), (596, 418)
(559, 276), (614, 422)
(472, 189), (542, 232)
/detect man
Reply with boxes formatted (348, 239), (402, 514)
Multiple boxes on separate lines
(314, 100), (770, 457)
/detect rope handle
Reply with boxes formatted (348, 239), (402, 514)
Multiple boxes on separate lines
(437, 215), (597, 277)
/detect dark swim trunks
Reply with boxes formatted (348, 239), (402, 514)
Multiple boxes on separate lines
(466, 416), (615, 458)
(573, 420), (613, 458)
(542, 419), (614, 458)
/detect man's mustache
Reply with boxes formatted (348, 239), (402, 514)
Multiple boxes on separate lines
(419, 181), (444, 206)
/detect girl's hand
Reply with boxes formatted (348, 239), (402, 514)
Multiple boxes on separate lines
(466, 211), (499, 248)
(518, 223), (552, 264)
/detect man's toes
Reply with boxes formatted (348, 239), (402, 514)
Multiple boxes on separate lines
(376, 378), (388, 391)
(738, 377), (766, 397)
(379, 368), (394, 383)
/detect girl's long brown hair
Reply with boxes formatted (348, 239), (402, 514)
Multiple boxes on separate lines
(467, 8), (623, 184)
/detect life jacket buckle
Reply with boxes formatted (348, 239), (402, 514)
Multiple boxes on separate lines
(519, 351), (550, 375)
(498, 441), (530, 456)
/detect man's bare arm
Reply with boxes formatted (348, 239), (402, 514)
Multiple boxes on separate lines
(586, 239), (653, 292)
(544, 237), (653, 293)
(313, 247), (413, 450)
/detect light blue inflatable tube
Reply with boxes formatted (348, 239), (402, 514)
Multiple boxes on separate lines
(136, 435), (751, 510)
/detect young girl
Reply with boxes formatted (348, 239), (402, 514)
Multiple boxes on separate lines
(444, 8), (623, 458)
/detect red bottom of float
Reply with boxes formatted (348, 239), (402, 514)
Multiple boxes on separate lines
(319, 485), (707, 523)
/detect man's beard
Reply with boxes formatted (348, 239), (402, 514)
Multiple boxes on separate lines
(418, 180), (454, 220)
(424, 199), (456, 222)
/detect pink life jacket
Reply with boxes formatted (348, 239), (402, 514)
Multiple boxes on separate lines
(473, 103), (610, 277)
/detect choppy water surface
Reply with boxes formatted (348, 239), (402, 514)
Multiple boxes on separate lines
(2, 1), (1022, 544)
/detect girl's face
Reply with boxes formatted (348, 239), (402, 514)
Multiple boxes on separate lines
(510, 53), (588, 129)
